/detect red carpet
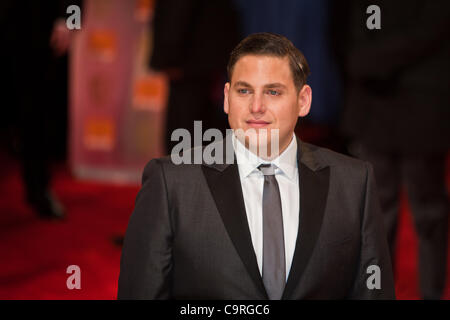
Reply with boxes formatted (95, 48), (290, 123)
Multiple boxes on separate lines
(0, 154), (448, 300)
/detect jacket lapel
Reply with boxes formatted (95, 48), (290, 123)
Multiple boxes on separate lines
(202, 162), (268, 299)
(282, 140), (330, 299)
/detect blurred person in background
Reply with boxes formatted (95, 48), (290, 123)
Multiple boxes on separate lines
(0, 1), (81, 219)
(340, 0), (450, 299)
(150, 0), (240, 154)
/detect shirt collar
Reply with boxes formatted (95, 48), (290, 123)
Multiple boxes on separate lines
(232, 132), (298, 181)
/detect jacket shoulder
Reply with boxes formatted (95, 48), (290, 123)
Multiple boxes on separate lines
(302, 142), (369, 173)
(141, 154), (204, 185)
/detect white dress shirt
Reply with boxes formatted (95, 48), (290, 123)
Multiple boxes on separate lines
(232, 133), (300, 281)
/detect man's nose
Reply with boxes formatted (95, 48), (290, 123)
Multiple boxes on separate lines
(250, 92), (265, 114)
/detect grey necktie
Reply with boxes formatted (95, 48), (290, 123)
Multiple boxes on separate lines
(258, 164), (286, 300)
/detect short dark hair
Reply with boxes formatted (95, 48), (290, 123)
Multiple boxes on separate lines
(227, 33), (310, 90)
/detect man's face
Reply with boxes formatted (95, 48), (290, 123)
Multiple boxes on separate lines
(224, 55), (312, 157)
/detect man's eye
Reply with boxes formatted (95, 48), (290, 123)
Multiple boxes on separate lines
(267, 90), (280, 96)
(238, 89), (249, 94)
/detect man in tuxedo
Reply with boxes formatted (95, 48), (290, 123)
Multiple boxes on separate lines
(118, 33), (395, 299)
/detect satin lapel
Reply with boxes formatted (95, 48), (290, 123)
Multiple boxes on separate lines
(201, 163), (268, 299)
(282, 141), (330, 299)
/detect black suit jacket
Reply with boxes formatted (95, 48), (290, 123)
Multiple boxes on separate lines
(118, 137), (395, 299)
(340, 0), (450, 153)
(150, 0), (239, 79)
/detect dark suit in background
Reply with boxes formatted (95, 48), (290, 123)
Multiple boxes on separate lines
(118, 137), (395, 299)
(0, 0), (81, 218)
(340, 0), (450, 299)
(150, 0), (240, 154)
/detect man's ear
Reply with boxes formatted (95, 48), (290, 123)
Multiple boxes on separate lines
(224, 82), (230, 114)
(298, 84), (312, 117)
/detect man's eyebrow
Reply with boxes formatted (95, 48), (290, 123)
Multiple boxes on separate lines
(264, 83), (287, 89)
(233, 81), (287, 89)
(233, 81), (252, 88)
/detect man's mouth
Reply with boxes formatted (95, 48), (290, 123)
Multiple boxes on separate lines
(246, 120), (271, 128)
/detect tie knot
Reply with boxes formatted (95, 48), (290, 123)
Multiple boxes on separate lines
(258, 164), (276, 176)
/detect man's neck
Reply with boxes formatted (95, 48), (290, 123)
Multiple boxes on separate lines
(235, 133), (294, 162)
